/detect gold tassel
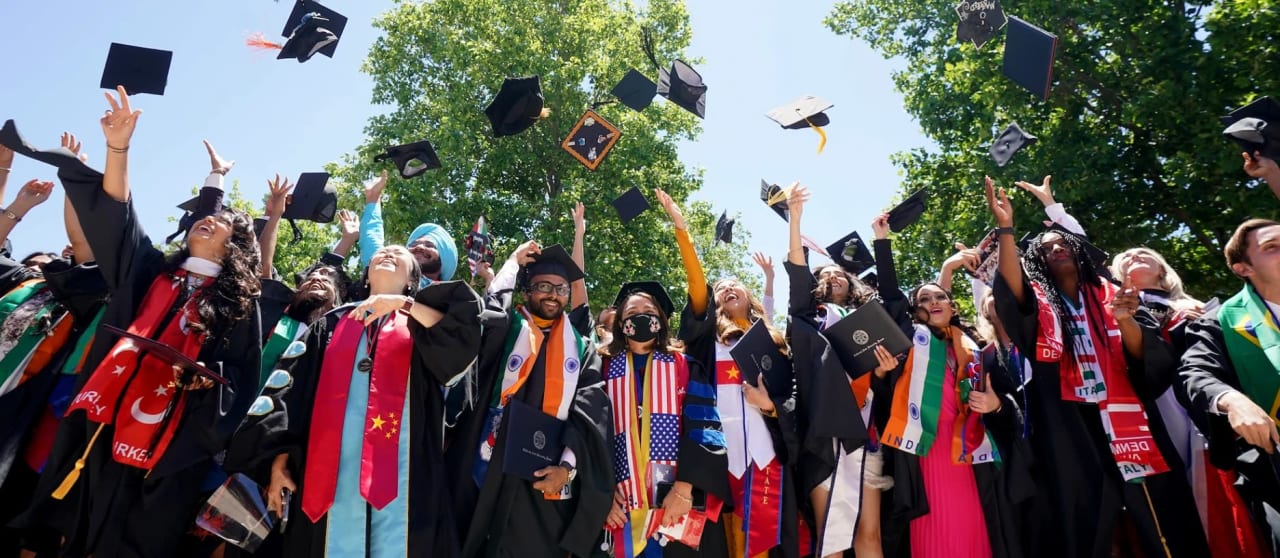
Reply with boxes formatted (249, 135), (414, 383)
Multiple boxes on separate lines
(52, 423), (105, 500)
(765, 183), (795, 208)
(805, 117), (828, 154)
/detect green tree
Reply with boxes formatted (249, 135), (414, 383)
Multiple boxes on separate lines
(827, 0), (1280, 299)
(328, 0), (752, 311)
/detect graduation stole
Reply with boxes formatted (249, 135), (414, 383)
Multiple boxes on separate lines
(1030, 281), (1169, 480)
(474, 306), (583, 499)
(0, 280), (72, 396)
(882, 325), (1000, 464)
(259, 315), (306, 385)
(1218, 285), (1280, 423)
(66, 271), (208, 470)
(301, 311), (413, 521)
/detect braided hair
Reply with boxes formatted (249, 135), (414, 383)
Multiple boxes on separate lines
(1021, 229), (1113, 357)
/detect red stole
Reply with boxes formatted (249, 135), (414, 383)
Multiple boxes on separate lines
(301, 312), (413, 521)
(67, 272), (206, 470)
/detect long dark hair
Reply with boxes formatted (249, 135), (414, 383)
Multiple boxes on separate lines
(1021, 229), (1110, 356)
(908, 281), (984, 343)
(165, 208), (261, 343)
(599, 292), (684, 358)
(812, 263), (874, 308)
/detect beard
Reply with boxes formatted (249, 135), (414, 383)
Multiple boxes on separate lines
(527, 298), (563, 320)
(287, 288), (336, 322)
(418, 257), (442, 276)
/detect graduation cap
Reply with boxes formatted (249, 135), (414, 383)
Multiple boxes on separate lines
(521, 244), (584, 283)
(374, 140), (441, 179)
(464, 216), (494, 275)
(760, 180), (791, 222)
(279, 0), (346, 61)
(279, 172), (337, 243)
(1022, 225), (1115, 282)
(167, 187), (226, 244)
(561, 110), (621, 171)
(716, 211), (735, 244)
(611, 186), (650, 224)
(656, 61), (707, 119)
(613, 281), (675, 316)
(1221, 97), (1280, 161)
(485, 76), (547, 137)
(954, 0), (1008, 49)
(825, 230), (876, 274)
(0, 120), (93, 172)
(766, 96), (833, 153)
(886, 189), (928, 232)
(1002, 16), (1057, 100)
(611, 68), (659, 112)
(100, 43), (172, 96)
(990, 122), (1038, 167)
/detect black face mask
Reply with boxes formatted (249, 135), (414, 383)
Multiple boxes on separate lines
(621, 313), (662, 342)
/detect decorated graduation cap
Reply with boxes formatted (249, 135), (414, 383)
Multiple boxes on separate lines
(167, 187), (226, 244)
(375, 140), (440, 179)
(464, 216), (494, 274)
(760, 180), (791, 222)
(1002, 16), (1057, 100)
(954, 0), (1008, 49)
(990, 122), (1038, 167)
(1222, 96), (1280, 161)
(278, 172), (337, 242)
(561, 110), (621, 171)
(485, 76), (548, 137)
(613, 281), (675, 316)
(611, 68), (659, 112)
(716, 211), (735, 244)
(247, 0), (346, 63)
(100, 43), (172, 96)
(0, 120), (92, 172)
(657, 60), (707, 119)
(520, 244), (584, 284)
(611, 186), (650, 224)
(886, 188), (928, 232)
(825, 230), (876, 274)
(766, 96), (833, 154)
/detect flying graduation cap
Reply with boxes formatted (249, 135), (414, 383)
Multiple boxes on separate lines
(766, 96), (833, 154)
(886, 189), (928, 232)
(1222, 96), (1280, 161)
(279, 172), (338, 242)
(100, 43), (173, 96)
(375, 140), (441, 179)
(954, 0), (1008, 49)
(611, 186), (651, 224)
(657, 61), (707, 119)
(825, 230), (876, 274)
(1002, 16), (1058, 100)
(485, 76), (548, 137)
(464, 216), (494, 275)
(716, 211), (735, 244)
(760, 180), (792, 222)
(990, 122), (1038, 167)
(561, 110), (621, 171)
(611, 69), (659, 112)
(247, 0), (347, 63)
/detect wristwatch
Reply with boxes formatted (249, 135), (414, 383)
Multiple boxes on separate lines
(560, 460), (578, 483)
(400, 296), (414, 313)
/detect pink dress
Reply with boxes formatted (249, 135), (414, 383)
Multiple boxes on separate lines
(909, 350), (992, 558)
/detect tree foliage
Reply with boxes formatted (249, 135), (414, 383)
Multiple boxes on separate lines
(827, 0), (1280, 299)
(324, 0), (752, 311)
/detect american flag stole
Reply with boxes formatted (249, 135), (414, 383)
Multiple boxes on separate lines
(607, 352), (687, 514)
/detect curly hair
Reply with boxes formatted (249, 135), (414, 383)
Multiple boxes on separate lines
(1021, 229), (1112, 357)
(812, 264), (875, 308)
(165, 209), (261, 344)
(907, 281), (985, 344)
(598, 292), (684, 358)
(711, 279), (789, 356)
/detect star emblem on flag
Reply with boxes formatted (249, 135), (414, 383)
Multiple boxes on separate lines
(727, 366), (740, 380)
(370, 415), (386, 431)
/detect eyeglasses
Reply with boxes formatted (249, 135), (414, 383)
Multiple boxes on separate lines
(529, 282), (571, 297)
(915, 294), (951, 305)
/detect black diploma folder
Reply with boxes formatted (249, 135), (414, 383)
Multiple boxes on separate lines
(822, 300), (912, 376)
(728, 319), (793, 399)
(501, 398), (566, 481)
(100, 324), (229, 385)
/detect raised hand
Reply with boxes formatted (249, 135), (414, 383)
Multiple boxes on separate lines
(509, 240), (541, 266)
(204, 140), (235, 175)
(984, 176), (1014, 228)
(752, 252), (774, 280)
(572, 201), (586, 237)
(871, 212), (891, 240)
(100, 86), (142, 150)
(1110, 277), (1140, 322)
(1014, 175), (1055, 207)
(12, 179), (54, 212)
(265, 174), (293, 218)
(337, 208), (359, 242)
(61, 132), (88, 163)
(365, 170), (388, 204)
(654, 188), (686, 230)
(943, 242), (981, 274)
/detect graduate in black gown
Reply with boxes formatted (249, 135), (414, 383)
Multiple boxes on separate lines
(225, 244), (482, 557)
(448, 240), (613, 558)
(984, 180), (1208, 557)
(11, 88), (263, 558)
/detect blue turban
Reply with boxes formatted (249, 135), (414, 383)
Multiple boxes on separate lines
(407, 223), (458, 283)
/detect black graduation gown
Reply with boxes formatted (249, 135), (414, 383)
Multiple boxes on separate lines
(992, 273), (1209, 558)
(448, 291), (614, 558)
(1179, 308), (1280, 553)
(224, 281), (482, 557)
(676, 287), (802, 558)
(11, 166), (263, 558)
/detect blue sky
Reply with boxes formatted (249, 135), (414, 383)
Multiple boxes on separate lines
(0, 0), (926, 300)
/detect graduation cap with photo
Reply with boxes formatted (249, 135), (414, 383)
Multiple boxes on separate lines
(715, 211), (735, 244)
(246, 0), (347, 63)
(561, 110), (621, 171)
(1002, 16), (1057, 100)
(1222, 96), (1280, 161)
(760, 180), (791, 222)
(825, 230), (876, 275)
(954, 0), (1008, 49)
(374, 140), (440, 179)
(886, 188), (928, 232)
(464, 216), (495, 275)
(611, 186), (651, 224)
(990, 122), (1038, 167)
(968, 227), (1021, 286)
(613, 281), (676, 316)
(766, 96), (833, 154)
(485, 76), (548, 137)
(100, 43), (173, 96)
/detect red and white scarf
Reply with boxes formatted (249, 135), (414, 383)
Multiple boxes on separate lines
(1031, 282), (1168, 480)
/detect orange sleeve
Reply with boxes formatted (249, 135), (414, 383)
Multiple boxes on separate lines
(676, 228), (708, 315)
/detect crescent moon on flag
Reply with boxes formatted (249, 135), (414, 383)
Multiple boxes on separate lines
(130, 397), (166, 425)
(114, 341), (140, 357)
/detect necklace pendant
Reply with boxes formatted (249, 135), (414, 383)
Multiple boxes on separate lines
(357, 358), (373, 373)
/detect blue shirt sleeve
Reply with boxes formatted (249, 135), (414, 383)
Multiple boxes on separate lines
(359, 201), (386, 268)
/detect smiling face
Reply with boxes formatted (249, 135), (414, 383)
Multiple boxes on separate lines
(187, 214), (234, 263)
(367, 246), (417, 294)
(407, 236), (442, 277)
(913, 284), (954, 329)
(526, 273), (569, 319)
(1115, 249), (1164, 290)
(713, 279), (750, 319)
(815, 265), (851, 303)
(297, 265), (341, 301)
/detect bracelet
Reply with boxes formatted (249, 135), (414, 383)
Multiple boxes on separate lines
(107, 144), (129, 153)
(995, 226), (1015, 237)
(400, 296), (414, 313)
(1, 208), (21, 223)
(672, 491), (693, 502)
(0, 167), (10, 172)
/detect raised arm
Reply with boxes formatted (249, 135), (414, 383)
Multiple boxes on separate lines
(358, 171), (389, 268)
(938, 242), (979, 294)
(1015, 175), (1084, 235)
(57, 133), (93, 263)
(0, 143), (12, 204)
(986, 176), (1025, 305)
(753, 252), (775, 320)
(99, 86), (142, 203)
(0, 179), (52, 248)
(258, 174), (293, 279)
(1243, 152), (1280, 200)
(570, 202), (588, 310)
(332, 208), (360, 259)
(656, 188), (707, 315)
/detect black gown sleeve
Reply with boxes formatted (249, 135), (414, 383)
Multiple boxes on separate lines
(873, 238), (914, 339)
(258, 278), (295, 340)
(190, 304), (264, 456)
(58, 166), (162, 294)
(785, 260), (819, 324)
(675, 356), (731, 503)
(568, 303), (593, 340)
(410, 281), (483, 386)
(1177, 311), (1242, 468)
(677, 285), (718, 361)
(0, 255), (40, 295)
(557, 347), (614, 558)
(1123, 307), (1179, 400)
